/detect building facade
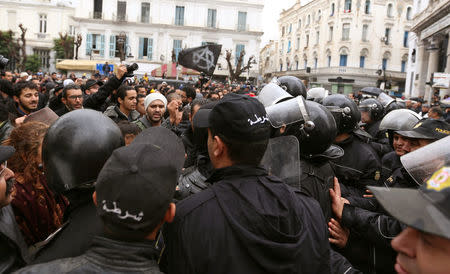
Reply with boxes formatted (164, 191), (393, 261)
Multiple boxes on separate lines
(263, 0), (413, 94)
(0, 0), (76, 72)
(404, 0), (449, 100)
(72, 0), (264, 77)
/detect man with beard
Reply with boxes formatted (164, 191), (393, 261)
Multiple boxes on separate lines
(55, 84), (84, 116)
(1, 71), (13, 82)
(10, 81), (39, 118)
(134, 93), (168, 130)
(104, 85), (139, 123)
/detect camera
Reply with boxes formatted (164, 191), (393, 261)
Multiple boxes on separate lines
(0, 55), (9, 70)
(178, 105), (183, 111)
(125, 63), (139, 77)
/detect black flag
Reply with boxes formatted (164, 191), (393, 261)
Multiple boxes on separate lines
(178, 44), (222, 76)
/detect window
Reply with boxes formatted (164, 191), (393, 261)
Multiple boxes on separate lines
(281, 42), (284, 53)
(86, 33), (105, 56)
(406, 7), (412, 20)
(403, 31), (409, 47)
(235, 44), (245, 65)
(342, 23), (350, 40)
(173, 39), (182, 61)
(329, 26), (333, 41)
(139, 37), (153, 60)
(314, 57), (318, 68)
(304, 59), (307, 69)
(385, 28), (391, 44)
(33, 49), (50, 69)
(307, 15), (310, 25)
(207, 9), (217, 28)
(93, 0), (102, 19)
(296, 60), (299, 70)
(282, 26), (285, 36)
(340, 55), (348, 66)
(141, 3), (150, 23)
(306, 34), (309, 47)
(237, 11), (247, 31)
(39, 14), (47, 33)
(360, 56), (365, 68)
(318, 10), (322, 21)
(280, 62), (283, 71)
(365, 0), (370, 14)
(69, 25), (76, 36)
(401, 60), (406, 72)
(330, 3), (335, 16)
(117, 1), (126, 21)
(387, 3), (393, 17)
(287, 40), (291, 53)
(175, 6), (185, 26)
(109, 35), (116, 58)
(362, 24), (368, 41)
(382, 58), (387, 70)
(316, 31), (320, 45)
(289, 24), (292, 33)
(298, 19), (302, 29)
(327, 56), (331, 67)
(296, 37), (300, 49)
(344, 0), (352, 12)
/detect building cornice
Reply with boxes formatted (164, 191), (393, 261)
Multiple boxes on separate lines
(72, 17), (263, 36)
(0, 1), (75, 10)
(182, 0), (264, 9)
(411, 0), (450, 34)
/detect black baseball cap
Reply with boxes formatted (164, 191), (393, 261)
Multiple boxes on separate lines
(95, 127), (184, 236)
(85, 79), (103, 90)
(193, 93), (271, 142)
(396, 119), (450, 140)
(369, 166), (450, 239)
(0, 146), (15, 163)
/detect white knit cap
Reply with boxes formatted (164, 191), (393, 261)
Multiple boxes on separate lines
(63, 79), (75, 87)
(144, 93), (167, 111)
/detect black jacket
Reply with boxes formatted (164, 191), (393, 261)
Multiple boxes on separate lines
(54, 106), (70, 117)
(181, 126), (196, 168)
(300, 158), (335, 222)
(83, 76), (122, 112)
(0, 205), (31, 273)
(366, 120), (392, 158)
(15, 236), (163, 274)
(331, 134), (381, 197)
(31, 189), (103, 265)
(380, 151), (401, 183)
(163, 165), (332, 274)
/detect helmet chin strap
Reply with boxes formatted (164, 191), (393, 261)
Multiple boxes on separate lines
(297, 97), (315, 138)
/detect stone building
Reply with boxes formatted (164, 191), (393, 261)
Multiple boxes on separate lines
(404, 0), (449, 100)
(0, 0), (76, 72)
(263, 0), (413, 94)
(71, 0), (264, 78)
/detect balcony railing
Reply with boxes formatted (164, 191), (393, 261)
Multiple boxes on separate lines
(112, 13), (128, 22)
(36, 33), (48, 39)
(89, 11), (103, 19)
(137, 16), (152, 24)
(236, 24), (249, 31)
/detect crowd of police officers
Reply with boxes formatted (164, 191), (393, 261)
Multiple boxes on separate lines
(0, 72), (449, 273)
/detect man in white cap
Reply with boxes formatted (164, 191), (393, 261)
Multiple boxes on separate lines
(134, 93), (168, 130)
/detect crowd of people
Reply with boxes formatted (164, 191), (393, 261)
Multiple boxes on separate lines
(0, 66), (449, 274)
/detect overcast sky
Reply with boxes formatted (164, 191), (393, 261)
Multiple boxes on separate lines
(261, 0), (298, 48)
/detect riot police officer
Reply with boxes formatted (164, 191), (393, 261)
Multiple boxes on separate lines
(322, 94), (382, 197)
(32, 109), (124, 264)
(274, 76), (307, 98)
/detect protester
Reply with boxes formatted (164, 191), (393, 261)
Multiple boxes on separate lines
(55, 84), (84, 116)
(10, 81), (39, 119)
(4, 122), (68, 246)
(117, 120), (142, 145)
(134, 93), (167, 130)
(104, 85), (139, 123)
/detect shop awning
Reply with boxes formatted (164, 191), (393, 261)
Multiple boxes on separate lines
(56, 59), (99, 71)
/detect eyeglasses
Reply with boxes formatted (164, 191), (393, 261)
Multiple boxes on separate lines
(68, 95), (83, 100)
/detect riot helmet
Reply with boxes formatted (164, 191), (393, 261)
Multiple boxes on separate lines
(379, 109), (421, 147)
(275, 76), (307, 98)
(43, 109), (124, 194)
(322, 94), (361, 134)
(359, 98), (384, 122)
(257, 82), (293, 107)
(307, 87), (329, 103)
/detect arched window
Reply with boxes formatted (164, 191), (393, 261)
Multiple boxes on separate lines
(318, 10), (322, 21)
(406, 7), (412, 20)
(401, 54), (408, 72)
(294, 55), (299, 70)
(344, 0), (352, 12)
(313, 52), (318, 68)
(286, 57), (291, 70)
(307, 14), (311, 25)
(298, 19), (302, 29)
(382, 51), (391, 70)
(303, 54), (308, 69)
(360, 48), (369, 68)
(326, 49), (331, 67)
(364, 0), (370, 14)
(339, 47), (349, 67)
(330, 3), (335, 16)
(279, 59), (283, 71)
(387, 3), (393, 17)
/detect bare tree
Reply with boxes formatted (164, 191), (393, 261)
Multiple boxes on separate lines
(225, 49), (255, 83)
(59, 33), (74, 59)
(74, 34), (82, 60)
(17, 24), (27, 71)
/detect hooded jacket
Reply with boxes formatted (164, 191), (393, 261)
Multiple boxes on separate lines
(163, 165), (331, 274)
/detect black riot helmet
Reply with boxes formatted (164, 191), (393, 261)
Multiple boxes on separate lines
(284, 101), (339, 157)
(359, 98), (384, 122)
(379, 109), (421, 147)
(43, 109), (124, 194)
(322, 94), (361, 134)
(276, 76), (307, 98)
